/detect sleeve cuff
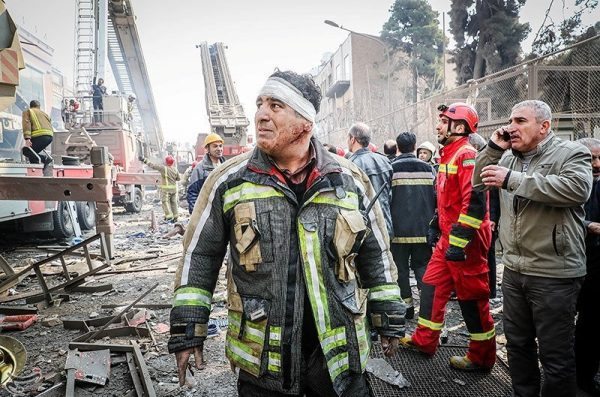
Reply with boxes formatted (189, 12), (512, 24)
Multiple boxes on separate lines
(487, 140), (504, 151)
(505, 170), (523, 192)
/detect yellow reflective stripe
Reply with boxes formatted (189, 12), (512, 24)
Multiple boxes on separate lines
(161, 166), (174, 189)
(269, 326), (281, 347)
(30, 129), (53, 137)
(173, 287), (212, 308)
(417, 317), (444, 331)
(355, 317), (370, 371)
(458, 214), (483, 229)
(244, 321), (266, 344)
(369, 284), (401, 302)
(225, 336), (261, 376)
(439, 164), (458, 174)
(449, 234), (469, 248)
(309, 191), (359, 210)
(327, 351), (349, 381)
(29, 109), (41, 130)
(392, 236), (427, 244)
(268, 351), (281, 372)
(392, 179), (434, 186)
(223, 182), (284, 213)
(320, 326), (346, 355)
(299, 220), (330, 334)
(228, 311), (241, 335)
(470, 328), (496, 341)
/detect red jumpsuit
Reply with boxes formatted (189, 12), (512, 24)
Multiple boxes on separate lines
(411, 137), (496, 368)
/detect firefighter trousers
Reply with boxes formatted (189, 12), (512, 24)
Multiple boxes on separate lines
(161, 189), (178, 220)
(411, 239), (496, 368)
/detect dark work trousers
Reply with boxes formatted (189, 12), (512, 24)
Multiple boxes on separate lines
(93, 97), (103, 122)
(390, 242), (430, 300)
(22, 135), (53, 164)
(237, 346), (371, 397)
(487, 232), (498, 298)
(575, 271), (600, 389)
(502, 267), (583, 397)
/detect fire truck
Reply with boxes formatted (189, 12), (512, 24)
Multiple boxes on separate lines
(196, 42), (252, 160)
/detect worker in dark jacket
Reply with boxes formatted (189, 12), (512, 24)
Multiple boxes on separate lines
(169, 70), (405, 396)
(348, 122), (393, 236)
(575, 137), (600, 396)
(22, 100), (53, 170)
(187, 133), (225, 213)
(390, 132), (436, 319)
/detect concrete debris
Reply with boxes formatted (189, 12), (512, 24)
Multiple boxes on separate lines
(41, 316), (63, 327)
(452, 378), (466, 386)
(365, 358), (410, 388)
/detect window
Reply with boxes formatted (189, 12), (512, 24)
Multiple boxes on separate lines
(344, 55), (351, 80)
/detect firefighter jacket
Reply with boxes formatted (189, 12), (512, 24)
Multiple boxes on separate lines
(348, 148), (393, 235)
(437, 137), (490, 257)
(390, 153), (436, 243)
(585, 178), (600, 276)
(143, 160), (180, 193)
(187, 155), (225, 211)
(473, 132), (592, 279)
(22, 108), (53, 139)
(169, 139), (405, 396)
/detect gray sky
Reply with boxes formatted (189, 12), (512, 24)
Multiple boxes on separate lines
(4, 0), (596, 145)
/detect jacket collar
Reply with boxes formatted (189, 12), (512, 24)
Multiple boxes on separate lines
(439, 136), (470, 159)
(397, 153), (416, 159)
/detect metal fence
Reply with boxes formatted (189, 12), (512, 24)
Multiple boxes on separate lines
(323, 34), (600, 148)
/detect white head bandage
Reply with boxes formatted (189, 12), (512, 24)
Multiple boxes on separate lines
(258, 77), (316, 123)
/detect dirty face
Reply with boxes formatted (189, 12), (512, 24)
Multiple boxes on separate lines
(255, 95), (310, 157)
(507, 106), (550, 152)
(207, 142), (223, 161)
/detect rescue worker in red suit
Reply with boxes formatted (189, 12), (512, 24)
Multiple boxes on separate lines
(401, 103), (495, 371)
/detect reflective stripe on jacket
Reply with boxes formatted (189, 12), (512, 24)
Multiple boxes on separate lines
(171, 139), (403, 395)
(144, 161), (180, 192)
(22, 108), (53, 139)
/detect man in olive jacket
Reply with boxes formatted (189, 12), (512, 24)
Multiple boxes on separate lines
(169, 70), (405, 396)
(473, 100), (592, 397)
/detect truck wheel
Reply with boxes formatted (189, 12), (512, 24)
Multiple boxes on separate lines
(124, 187), (143, 213)
(76, 201), (96, 230)
(52, 202), (75, 238)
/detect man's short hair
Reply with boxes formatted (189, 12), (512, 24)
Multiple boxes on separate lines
(29, 100), (40, 108)
(269, 70), (321, 114)
(577, 137), (600, 150)
(396, 132), (416, 153)
(383, 139), (397, 156)
(512, 100), (552, 124)
(348, 123), (371, 147)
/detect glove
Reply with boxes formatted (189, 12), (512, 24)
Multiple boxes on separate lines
(445, 245), (466, 262)
(427, 226), (440, 248)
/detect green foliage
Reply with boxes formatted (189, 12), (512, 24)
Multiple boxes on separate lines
(449, 0), (530, 83)
(381, 0), (445, 99)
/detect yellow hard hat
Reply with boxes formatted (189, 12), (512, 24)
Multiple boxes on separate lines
(204, 133), (224, 147)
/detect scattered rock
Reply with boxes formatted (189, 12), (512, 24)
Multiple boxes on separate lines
(42, 316), (63, 327)
(89, 311), (99, 318)
(452, 379), (466, 386)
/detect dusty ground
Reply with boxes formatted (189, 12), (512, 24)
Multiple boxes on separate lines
(0, 194), (594, 396)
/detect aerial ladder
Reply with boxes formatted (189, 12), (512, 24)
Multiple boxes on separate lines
(196, 42), (250, 159)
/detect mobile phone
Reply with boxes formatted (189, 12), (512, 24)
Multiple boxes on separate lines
(501, 128), (510, 141)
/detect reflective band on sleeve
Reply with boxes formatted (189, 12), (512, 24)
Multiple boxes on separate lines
(327, 352), (349, 381)
(223, 182), (284, 213)
(320, 326), (347, 355)
(392, 179), (434, 186)
(470, 328), (496, 341)
(355, 317), (370, 371)
(458, 214), (483, 229)
(417, 317), (444, 331)
(268, 351), (281, 372)
(462, 159), (476, 167)
(226, 336), (261, 376)
(173, 287), (212, 308)
(392, 236), (427, 244)
(449, 234), (469, 248)
(309, 191), (359, 210)
(269, 326), (281, 347)
(369, 284), (401, 302)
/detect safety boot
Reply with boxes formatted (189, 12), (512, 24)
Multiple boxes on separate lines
(449, 356), (491, 372)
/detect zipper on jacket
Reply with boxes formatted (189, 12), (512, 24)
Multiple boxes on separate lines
(552, 225), (560, 256)
(282, 212), (298, 389)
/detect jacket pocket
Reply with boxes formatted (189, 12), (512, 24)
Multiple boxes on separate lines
(233, 202), (263, 272)
(332, 210), (367, 283)
(552, 224), (565, 256)
(448, 261), (490, 301)
(226, 295), (269, 377)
